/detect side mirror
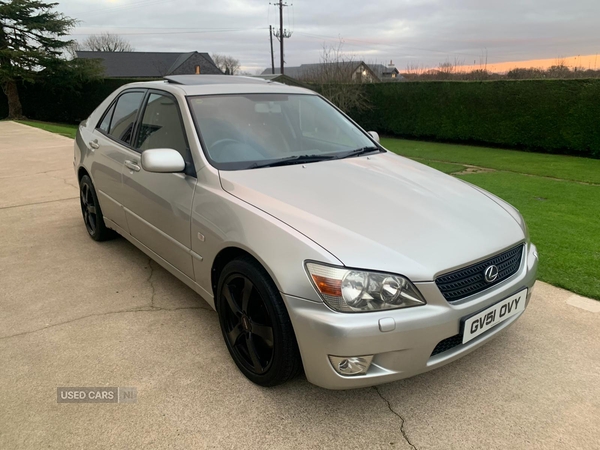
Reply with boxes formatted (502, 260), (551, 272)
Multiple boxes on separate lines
(368, 131), (380, 143)
(141, 149), (185, 173)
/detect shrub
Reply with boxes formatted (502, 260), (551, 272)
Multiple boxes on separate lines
(348, 79), (600, 158)
(0, 78), (152, 123)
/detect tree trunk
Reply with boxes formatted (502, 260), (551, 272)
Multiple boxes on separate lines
(1, 79), (24, 119)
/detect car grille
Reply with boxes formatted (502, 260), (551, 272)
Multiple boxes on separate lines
(435, 244), (524, 303)
(431, 334), (463, 356)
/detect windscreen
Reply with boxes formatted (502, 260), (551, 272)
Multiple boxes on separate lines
(188, 94), (375, 170)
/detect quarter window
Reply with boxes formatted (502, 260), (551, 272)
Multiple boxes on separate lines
(98, 103), (115, 133)
(108, 91), (145, 145)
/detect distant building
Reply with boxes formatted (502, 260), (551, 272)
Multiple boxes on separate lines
(261, 61), (403, 83)
(76, 51), (223, 78)
(370, 61), (403, 81)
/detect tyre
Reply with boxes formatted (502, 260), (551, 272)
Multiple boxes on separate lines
(79, 175), (114, 242)
(216, 256), (302, 386)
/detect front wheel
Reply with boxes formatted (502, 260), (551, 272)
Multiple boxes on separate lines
(216, 257), (302, 386)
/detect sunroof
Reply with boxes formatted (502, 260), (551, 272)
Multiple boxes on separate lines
(164, 75), (270, 85)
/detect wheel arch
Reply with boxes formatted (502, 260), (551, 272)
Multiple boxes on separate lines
(77, 166), (90, 184)
(211, 246), (282, 301)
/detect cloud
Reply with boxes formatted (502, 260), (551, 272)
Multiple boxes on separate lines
(59, 0), (600, 72)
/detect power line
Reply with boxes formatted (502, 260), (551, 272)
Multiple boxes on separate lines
(69, 27), (267, 37)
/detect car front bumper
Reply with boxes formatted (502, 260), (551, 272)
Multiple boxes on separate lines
(284, 243), (538, 390)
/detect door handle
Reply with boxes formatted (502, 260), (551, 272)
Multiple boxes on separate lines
(89, 140), (99, 150)
(125, 160), (141, 172)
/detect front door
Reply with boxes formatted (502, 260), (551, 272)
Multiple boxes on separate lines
(119, 90), (196, 279)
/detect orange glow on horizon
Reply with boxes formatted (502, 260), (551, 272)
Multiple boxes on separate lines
(457, 54), (600, 74)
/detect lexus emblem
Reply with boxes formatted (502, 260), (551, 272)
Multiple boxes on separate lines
(484, 265), (499, 283)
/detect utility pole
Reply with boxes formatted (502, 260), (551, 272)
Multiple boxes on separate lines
(272, 1), (291, 75)
(269, 25), (275, 74)
(278, 0), (284, 74)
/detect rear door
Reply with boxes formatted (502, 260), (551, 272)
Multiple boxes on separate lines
(90, 90), (146, 230)
(119, 90), (196, 279)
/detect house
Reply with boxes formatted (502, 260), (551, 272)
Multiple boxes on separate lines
(75, 51), (223, 78)
(370, 61), (404, 81)
(262, 61), (380, 83)
(261, 61), (403, 83)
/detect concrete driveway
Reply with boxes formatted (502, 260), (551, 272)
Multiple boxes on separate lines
(1, 120), (599, 450)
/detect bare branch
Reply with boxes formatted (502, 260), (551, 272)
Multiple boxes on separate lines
(78, 33), (134, 52)
(211, 54), (240, 75)
(307, 41), (373, 113)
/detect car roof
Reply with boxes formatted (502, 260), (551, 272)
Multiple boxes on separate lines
(121, 75), (316, 96)
(165, 75), (269, 85)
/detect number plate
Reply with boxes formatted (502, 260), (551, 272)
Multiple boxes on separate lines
(462, 288), (528, 344)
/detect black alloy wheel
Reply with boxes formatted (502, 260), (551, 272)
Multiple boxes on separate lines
(221, 273), (275, 374)
(217, 257), (301, 386)
(79, 175), (113, 241)
(80, 181), (97, 236)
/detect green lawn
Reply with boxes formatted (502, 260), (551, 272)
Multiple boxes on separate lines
(382, 138), (600, 185)
(386, 138), (600, 300)
(415, 160), (466, 174)
(17, 120), (78, 139)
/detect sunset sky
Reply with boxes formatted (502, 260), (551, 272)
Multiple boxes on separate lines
(457, 54), (600, 73)
(55, 0), (600, 73)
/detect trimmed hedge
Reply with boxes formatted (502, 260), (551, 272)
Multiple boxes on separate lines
(0, 78), (151, 123)
(3, 78), (600, 158)
(349, 79), (600, 158)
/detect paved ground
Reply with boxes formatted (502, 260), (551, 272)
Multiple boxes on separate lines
(1, 120), (599, 450)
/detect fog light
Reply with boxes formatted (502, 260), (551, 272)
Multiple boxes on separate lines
(329, 355), (373, 376)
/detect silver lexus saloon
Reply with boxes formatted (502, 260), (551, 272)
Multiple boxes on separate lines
(74, 75), (538, 389)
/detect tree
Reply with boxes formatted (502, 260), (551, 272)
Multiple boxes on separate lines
(211, 53), (240, 75)
(77, 32), (134, 52)
(0, 0), (83, 118)
(307, 42), (372, 113)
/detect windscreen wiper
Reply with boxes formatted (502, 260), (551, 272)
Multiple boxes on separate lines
(335, 146), (382, 160)
(248, 154), (337, 169)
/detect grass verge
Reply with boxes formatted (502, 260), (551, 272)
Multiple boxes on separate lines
(17, 120), (78, 139)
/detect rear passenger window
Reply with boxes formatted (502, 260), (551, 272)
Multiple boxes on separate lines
(108, 91), (145, 145)
(136, 93), (190, 161)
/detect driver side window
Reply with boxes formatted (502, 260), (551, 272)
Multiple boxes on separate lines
(136, 93), (190, 165)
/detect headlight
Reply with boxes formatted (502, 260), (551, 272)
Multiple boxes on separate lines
(305, 262), (426, 313)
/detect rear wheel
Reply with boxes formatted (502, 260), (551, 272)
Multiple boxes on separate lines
(216, 257), (301, 386)
(79, 175), (114, 241)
